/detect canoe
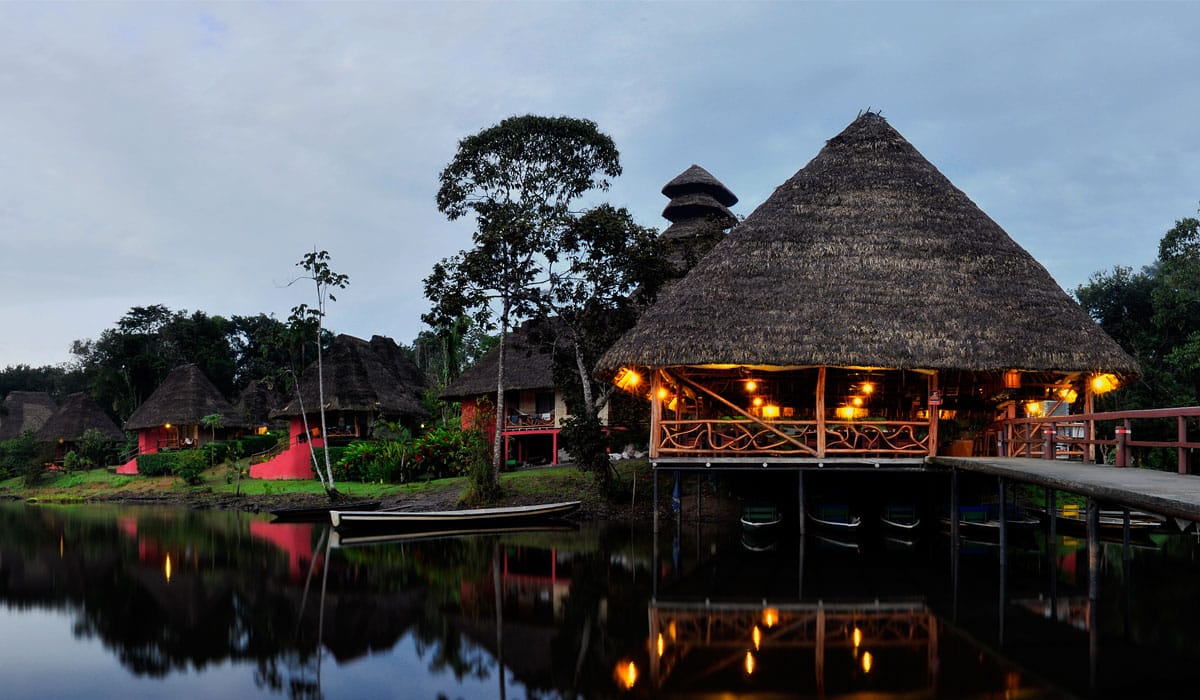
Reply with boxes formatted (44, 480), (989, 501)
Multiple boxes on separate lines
(330, 500), (582, 528)
(940, 504), (1039, 537)
(881, 504), (920, 531)
(808, 504), (862, 530)
(1044, 504), (1163, 537)
(741, 504), (782, 531)
(271, 500), (381, 522)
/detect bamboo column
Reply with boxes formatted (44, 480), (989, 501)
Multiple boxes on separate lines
(816, 367), (827, 458)
(650, 369), (662, 460)
(928, 371), (940, 457)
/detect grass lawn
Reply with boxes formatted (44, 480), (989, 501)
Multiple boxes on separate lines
(1, 459), (651, 509)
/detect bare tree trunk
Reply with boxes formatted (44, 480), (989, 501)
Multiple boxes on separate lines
(492, 301), (509, 490)
(292, 370), (327, 493)
(316, 326), (336, 494)
(573, 341), (595, 419)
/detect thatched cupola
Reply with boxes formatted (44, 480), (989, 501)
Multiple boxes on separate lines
(659, 164), (739, 276)
(599, 113), (1137, 463)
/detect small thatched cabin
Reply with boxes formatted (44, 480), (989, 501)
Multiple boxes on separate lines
(598, 112), (1137, 466)
(0, 391), (57, 441)
(120, 364), (246, 473)
(251, 334), (428, 479)
(36, 393), (124, 464)
(440, 322), (569, 466)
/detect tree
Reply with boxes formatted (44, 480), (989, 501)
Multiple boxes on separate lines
(538, 205), (666, 485)
(1076, 211), (1200, 410)
(430, 115), (621, 494)
(289, 249), (349, 497)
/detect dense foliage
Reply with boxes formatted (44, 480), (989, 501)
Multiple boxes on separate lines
(136, 450), (208, 484)
(0, 431), (53, 484)
(332, 425), (488, 484)
(1075, 214), (1200, 409)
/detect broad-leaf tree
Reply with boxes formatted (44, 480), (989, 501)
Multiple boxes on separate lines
(430, 115), (621, 493)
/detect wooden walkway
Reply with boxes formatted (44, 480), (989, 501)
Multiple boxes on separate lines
(930, 456), (1200, 521)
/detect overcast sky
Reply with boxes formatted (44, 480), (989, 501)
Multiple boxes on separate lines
(2, 2), (1197, 369)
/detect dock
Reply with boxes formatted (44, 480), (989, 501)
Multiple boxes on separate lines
(930, 456), (1200, 521)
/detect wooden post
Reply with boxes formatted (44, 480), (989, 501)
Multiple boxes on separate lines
(1043, 422), (1056, 460)
(816, 367), (827, 458)
(1179, 416), (1188, 475)
(1084, 386), (1096, 463)
(1116, 419), (1130, 467)
(650, 369), (662, 460)
(928, 372), (939, 457)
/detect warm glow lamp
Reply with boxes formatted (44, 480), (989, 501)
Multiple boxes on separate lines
(1091, 373), (1119, 394)
(745, 380), (758, 393)
(762, 404), (781, 419)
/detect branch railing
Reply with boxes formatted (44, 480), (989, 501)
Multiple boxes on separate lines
(986, 406), (1200, 474)
(657, 419), (929, 457)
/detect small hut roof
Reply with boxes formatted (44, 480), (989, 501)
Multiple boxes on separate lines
(0, 391), (57, 440)
(439, 324), (555, 400)
(661, 192), (738, 225)
(273, 334), (428, 419)
(36, 393), (124, 442)
(600, 113), (1138, 375)
(661, 164), (738, 206)
(124, 364), (246, 430)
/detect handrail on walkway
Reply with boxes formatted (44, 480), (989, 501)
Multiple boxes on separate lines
(984, 406), (1200, 474)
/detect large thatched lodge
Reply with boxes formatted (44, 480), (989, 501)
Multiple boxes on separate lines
(598, 112), (1137, 470)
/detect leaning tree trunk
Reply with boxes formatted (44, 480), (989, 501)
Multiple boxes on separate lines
(316, 325), (336, 495)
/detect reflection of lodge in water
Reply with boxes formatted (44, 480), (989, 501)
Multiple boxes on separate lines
(648, 600), (938, 697)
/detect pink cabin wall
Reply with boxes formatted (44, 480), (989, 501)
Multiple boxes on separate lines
(249, 416), (323, 480)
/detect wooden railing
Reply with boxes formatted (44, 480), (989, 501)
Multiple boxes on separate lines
(506, 411), (555, 430)
(657, 419), (929, 457)
(986, 406), (1200, 474)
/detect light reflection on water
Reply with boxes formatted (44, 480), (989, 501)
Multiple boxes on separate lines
(2, 501), (1200, 698)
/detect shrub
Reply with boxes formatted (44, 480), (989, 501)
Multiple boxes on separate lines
(0, 431), (53, 485)
(334, 439), (415, 483)
(136, 450), (207, 483)
(411, 425), (485, 480)
(63, 450), (91, 470)
(78, 428), (120, 467)
(238, 432), (283, 456)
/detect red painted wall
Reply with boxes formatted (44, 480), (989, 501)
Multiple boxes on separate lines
(249, 417), (323, 480)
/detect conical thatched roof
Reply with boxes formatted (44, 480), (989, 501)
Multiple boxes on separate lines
(662, 164), (738, 206)
(273, 334), (428, 419)
(600, 113), (1138, 375)
(125, 364), (246, 430)
(0, 391), (57, 440)
(36, 393), (124, 442)
(439, 322), (555, 400)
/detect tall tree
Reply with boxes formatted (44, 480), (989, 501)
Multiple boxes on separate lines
(430, 115), (621, 494)
(538, 205), (666, 483)
(289, 249), (349, 497)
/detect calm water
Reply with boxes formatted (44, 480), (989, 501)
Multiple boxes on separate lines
(2, 501), (1200, 698)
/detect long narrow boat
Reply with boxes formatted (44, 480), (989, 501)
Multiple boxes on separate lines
(940, 504), (1039, 538)
(331, 522), (579, 548)
(330, 500), (582, 528)
(881, 504), (921, 531)
(807, 503), (862, 530)
(1043, 504), (1163, 537)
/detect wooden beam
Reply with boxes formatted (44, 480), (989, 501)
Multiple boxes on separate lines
(650, 369), (662, 459)
(670, 371), (818, 456)
(928, 371), (939, 457)
(816, 367), (827, 458)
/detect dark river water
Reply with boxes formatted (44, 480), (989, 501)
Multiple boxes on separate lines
(2, 500), (1200, 699)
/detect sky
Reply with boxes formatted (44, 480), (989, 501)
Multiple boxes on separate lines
(2, 2), (1198, 369)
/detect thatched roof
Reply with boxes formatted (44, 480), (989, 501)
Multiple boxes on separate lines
(125, 364), (246, 430)
(0, 391), (57, 440)
(662, 164), (738, 206)
(662, 192), (737, 225)
(36, 393), (124, 442)
(439, 323), (555, 400)
(234, 380), (282, 426)
(600, 113), (1138, 375)
(273, 334), (428, 419)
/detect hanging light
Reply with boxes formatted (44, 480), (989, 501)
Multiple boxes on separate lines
(1091, 373), (1119, 394)
(752, 397), (764, 407)
(614, 367), (641, 391)
(752, 625), (762, 650)
(762, 608), (779, 628)
(1057, 386), (1078, 403)
(851, 396), (864, 407)
(1004, 370), (1022, 389)
(656, 387), (669, 401)
(861, 650), (874, 674)
(745, 380), (758, 393)
(762, 404), (781, 419)
(743, 651), (756, 675)
(1025, 401), (1045, 418)
(852, 627), (862, 649)
(861, 381), (875, 395)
